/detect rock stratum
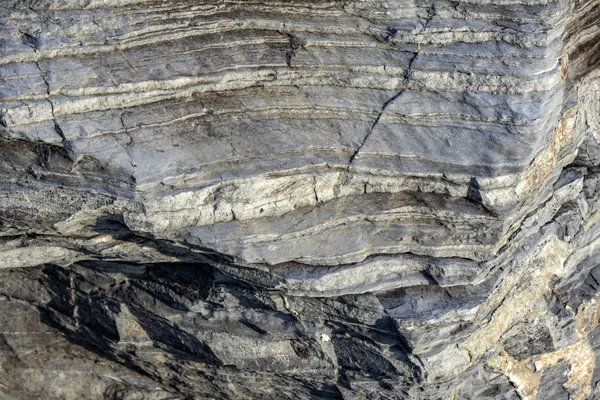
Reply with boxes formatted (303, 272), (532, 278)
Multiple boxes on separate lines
(0, 0), (599, 398)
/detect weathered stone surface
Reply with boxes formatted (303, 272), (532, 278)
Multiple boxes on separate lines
(0, 0), (599, 398)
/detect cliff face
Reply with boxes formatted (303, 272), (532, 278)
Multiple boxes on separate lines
(0, 0), (599, 399)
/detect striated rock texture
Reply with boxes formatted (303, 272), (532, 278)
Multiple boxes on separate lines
(0, 0), (599, 398)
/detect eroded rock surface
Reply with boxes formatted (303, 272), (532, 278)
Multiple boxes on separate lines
(0, 0), (599, 398)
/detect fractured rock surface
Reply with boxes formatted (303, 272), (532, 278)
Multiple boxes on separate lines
(0, 0), (599, 398)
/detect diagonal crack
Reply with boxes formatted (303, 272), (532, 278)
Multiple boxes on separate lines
(15, 24), (39, 52)
(34, 60), (72, 157)
(346, 90), (405, 169)
(114, 45), (139, 74)
(119, 108), (138, 187)
(346, 5), (437, 170)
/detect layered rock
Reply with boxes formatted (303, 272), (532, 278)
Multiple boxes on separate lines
(0, 0), (599, 398)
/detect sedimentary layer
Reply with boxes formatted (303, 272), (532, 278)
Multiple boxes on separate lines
(0, 0), (599, 398)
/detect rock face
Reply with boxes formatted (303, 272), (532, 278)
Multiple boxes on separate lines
(0, 0), (599, 398)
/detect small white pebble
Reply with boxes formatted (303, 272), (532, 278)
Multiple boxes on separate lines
(320, 333), (331, 342)
(161, 176), (177, 186)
